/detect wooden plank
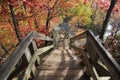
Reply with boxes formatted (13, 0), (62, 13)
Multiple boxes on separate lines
(86, 40), (99, 64)
(70, 31), (87, 41)
(96, 61), (109, 76)
(37, 70), (84, 77)
(29, 40), (40, 65)
(86, 30), (120, 80)
(82, 51), (97, 80)
(31, 40), (37, 51)
(71, 31), (120, 80)
(31, 64), (37, 78)
(0, 32), (34, 80)
(36, 56), (40, 66)
(70, 45), (84, 56)
(25, 47), (32, 62)
(23, 52), (38, 80)
(34, 32), (53, 41)
(29, 42), (35, 56)
(37, 60), (82, 70)
(37, 45), (54, 55)
(70, 45), (98, 79)
(23, 45), (54, 80)
(92, 67), (110, 80)
(0, 31), (53, 80)
(35, 76), (82, 80)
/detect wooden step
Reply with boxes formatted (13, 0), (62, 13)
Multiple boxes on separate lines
(37, 60), (83, 70)
(34, 76), (82, 80)
(41, 50), (72, 61)
(36, 70), (84, 77)
(35, 48), (86, 80)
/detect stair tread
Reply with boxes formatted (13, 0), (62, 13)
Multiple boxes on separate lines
(42, 49), (78, 61)
(34, 76), (82, 80)
(35, 48), (85, 80)
(37, 60), (83, 70)
(37, 69), (84, 77)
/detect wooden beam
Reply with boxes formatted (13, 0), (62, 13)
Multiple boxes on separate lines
(22, 45), (54, 80)
(70, 45), (98, 79)
(70, 30), (87, 41)
(25, 47), (32, 62)
(70, 30), (120, 79)
(34, 32), (53, 41)
(37, 45), (54, 56)
(0, 31), (53, 80)
(86, 30), (120, 80)
(0, 32), (34, 80)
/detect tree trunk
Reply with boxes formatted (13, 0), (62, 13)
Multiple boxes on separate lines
(8, 0), (21, 42)
(34, 18), (39, 28)
(46, 12), (51, 31)
(45, 0), (59, 32)
(99, 0), (117, 40)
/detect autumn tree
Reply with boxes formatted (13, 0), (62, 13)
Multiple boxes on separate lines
(8, 0), (22, 42)
(99, 0), (117, 40)
(68, 0), (92, 33)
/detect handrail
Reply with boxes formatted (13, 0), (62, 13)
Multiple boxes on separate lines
(70, 30), (120, 80)
(0, 31), (53, 80)
(87, 30), (120, 79)
(23, 45), (53, 80)
(70, 30), (87, 41)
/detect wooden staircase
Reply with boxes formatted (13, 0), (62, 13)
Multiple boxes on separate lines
(34, 40), (87, 80)
(33, 30), (90, 80)
(0, 30), (120, 80)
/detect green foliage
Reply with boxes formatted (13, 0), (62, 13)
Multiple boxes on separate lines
(69, 1), (92, 27)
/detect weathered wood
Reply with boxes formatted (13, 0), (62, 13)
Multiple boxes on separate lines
(70, 45), (85, 56)
(86, 40), (99, 64)
(34, 32), (53, 41)
(31, 65), (37, 77)
(92, 66), (110, 80)
(37, 45), (54, 56)
(23, 45), (54, 80)
(70, 30), (87, 41)
(96, 61), (109, 76)
(70, 45), (98, 79)
(52, 29), (59, 47)
(29, 41), (40, 65)
(71, 42), (110, 80)
(25, 47), (32, 62)
(0, 31), (53, 80)
(7, 55), (28, 80)
(86, 30), (120, 80)
(0, 32), (33, 80)
(70, 30), (120, 80)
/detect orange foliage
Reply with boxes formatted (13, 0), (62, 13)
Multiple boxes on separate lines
(0, 23), (18, 49)
(0, 0), (83, 53)
(19, 25), (36, 39)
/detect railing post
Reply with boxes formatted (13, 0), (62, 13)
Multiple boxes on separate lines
(29, 40), (37, 55)
(52, 29), (57, 48)
(29, 40), (40, 67)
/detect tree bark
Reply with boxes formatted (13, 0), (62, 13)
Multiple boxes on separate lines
(46, 12), (51, 31)
(45, 0), (59, 31)
(34, 18), (39, 28)
(99, 0), (117, 40)
(8, 0), (21, 42)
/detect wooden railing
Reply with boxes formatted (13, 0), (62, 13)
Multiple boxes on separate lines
(70, 30), (120, 80)
(0, 31), (53, 80)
